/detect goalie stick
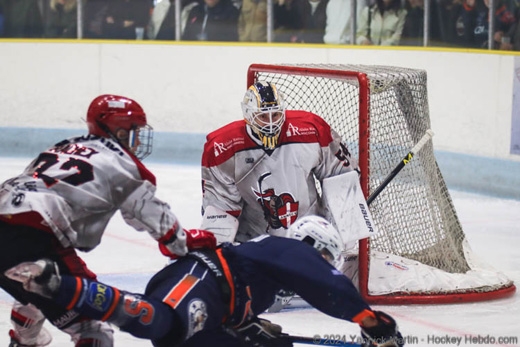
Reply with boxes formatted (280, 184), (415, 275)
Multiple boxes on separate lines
(366, 129), (434, 205)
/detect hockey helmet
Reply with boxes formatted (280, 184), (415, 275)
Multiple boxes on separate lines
(86, 94), (153, 160)
(241, 81), (286, 150)
(288, 216), (343, 265)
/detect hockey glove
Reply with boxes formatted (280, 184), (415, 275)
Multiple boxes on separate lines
(235, 318), (292, 347)
(158, 224), (188, 258)
(159, 228), (217, 259)
(4, 259), (61, 299)
(360, 311), (404, 347)
(185, 229), (217, 251)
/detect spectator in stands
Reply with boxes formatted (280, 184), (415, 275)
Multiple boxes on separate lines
(499, 6), (520, 50)
(238, 0), (267, 41)
(447, 0), (516, 48)
(400, 0), (445, 46)
(274, 0), (329, 43)
(83, 0), (108, 38)
(147, 0), (200, 40)
(102, 0), (153, 40)
(0, 2), (5, 36)
(356, 0), (407, 45)
(0, 0), (43, 38)
(44, 0), (77, 38)
(323, 0), (365, 44)
(182, 0), (239, 41)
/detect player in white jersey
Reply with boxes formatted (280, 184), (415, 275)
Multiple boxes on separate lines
(0, 94), (188, 347)
(200, 81), (358, 244)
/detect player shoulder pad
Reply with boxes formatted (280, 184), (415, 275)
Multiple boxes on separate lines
(282, 110), (333, 147)
(202, 120), (257, 167)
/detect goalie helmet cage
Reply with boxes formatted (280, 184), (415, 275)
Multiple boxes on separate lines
(246, 63), (516, 304)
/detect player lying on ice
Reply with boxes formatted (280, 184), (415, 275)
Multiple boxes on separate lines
(5, 216), (404, 347)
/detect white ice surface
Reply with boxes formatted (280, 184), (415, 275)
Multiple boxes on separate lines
(0, 157), (519, 346)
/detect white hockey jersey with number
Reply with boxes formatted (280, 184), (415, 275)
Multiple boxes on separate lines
(201, 110), (358, 242)
(0, 135), (181, 251)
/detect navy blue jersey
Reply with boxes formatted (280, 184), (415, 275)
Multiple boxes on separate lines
(49, 235), (371, 346)
(223, 236), (369, 322)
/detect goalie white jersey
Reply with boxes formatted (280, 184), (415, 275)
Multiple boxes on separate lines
(0, 134), (181, 251)
(201, 110), (358, 242)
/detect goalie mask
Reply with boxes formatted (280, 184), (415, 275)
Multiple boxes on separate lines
(289, 216), (342, 265)
(242, 81), (286, 150)
(86, 94), (153, 160)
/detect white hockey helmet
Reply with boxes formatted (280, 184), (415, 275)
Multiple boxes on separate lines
(288, 216), (343, 265)
(241, 81), (286, 150)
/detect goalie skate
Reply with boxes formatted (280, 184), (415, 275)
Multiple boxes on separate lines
(5, 259), (61, 298)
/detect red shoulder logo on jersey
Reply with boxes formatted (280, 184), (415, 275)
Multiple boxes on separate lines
(284, 122), (317, 137)
(213, 137), (246, 157)
(253, 173), (299, 229)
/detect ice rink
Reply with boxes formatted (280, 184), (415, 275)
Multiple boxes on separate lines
(0, 157), (519, 346)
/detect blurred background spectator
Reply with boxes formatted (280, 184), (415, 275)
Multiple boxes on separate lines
(0, 0), (517, 49)
(238, 0), (267, 41)
(356, 0), (407, 45)
(101, 0), (153, 39)
(182, 0), (239, 41)
(274, 0), (329, 43)
(83, 0), (109, 38)
(43, 0), (77, 38)
(500, 5), (520, 49)
(324, 0), (365, 44)
(0, 1), (5, 36)
(446, 0), (516, 48)
(400, 0), (445, 45)
(0, 0), (44, 37)
(148, 0), (200, 40)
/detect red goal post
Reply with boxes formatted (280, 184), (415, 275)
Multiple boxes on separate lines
(246, 63), (516, 304)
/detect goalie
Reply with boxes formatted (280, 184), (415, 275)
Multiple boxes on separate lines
(6, 216), (405, 347)
(200, 81), (366, 246)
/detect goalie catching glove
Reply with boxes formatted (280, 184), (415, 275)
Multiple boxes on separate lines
(233, 318), (292, 347)
(158, 227), (217, 259)
(360, 311), (404, 347)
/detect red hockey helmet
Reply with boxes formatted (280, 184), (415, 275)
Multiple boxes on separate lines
(86, 94), (153, 159)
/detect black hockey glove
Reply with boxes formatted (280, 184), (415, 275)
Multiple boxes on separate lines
(4, 259), (61, 299)
(235, 318), (292, 347)
(360, 311), (404, 347)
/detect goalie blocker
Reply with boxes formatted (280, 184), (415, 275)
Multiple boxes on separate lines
(322, 170), (378, 250)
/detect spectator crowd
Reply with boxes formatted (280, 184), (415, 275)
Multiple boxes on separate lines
(1, 0), (519, 50)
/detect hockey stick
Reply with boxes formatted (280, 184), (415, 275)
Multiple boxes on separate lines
(366, 129), (434, 205)
(287, 334), (361, 346)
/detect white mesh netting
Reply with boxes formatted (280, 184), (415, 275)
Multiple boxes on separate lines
(250, 64), (514, 301)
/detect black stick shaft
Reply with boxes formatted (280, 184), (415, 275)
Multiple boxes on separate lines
(366, 129), (434, 206)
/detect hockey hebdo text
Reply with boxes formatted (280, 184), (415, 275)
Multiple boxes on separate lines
(310, 334), (519, 345)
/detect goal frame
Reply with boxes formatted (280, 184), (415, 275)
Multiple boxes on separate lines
(246, 63), (516, 305)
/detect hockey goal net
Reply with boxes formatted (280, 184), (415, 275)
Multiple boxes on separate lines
(247, 63), (516, 304)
